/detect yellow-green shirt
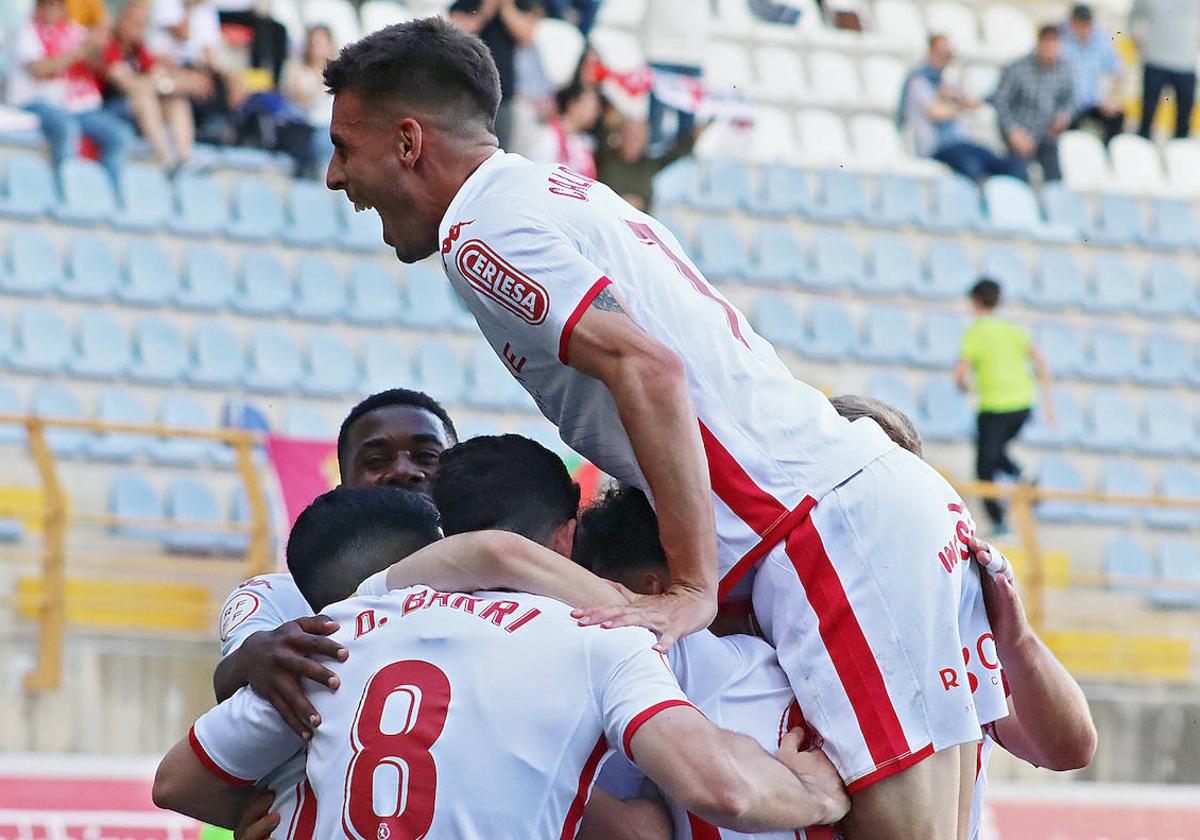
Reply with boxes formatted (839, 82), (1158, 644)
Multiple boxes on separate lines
(959, 317), (1034, 413)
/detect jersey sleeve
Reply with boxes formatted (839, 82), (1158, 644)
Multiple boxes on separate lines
(190, 687), (306, 786)
(589, 626), (695, 759)
(445, 199), (612, 366)
(218, 581), (290, 656)
(959, 322), (981, 365)
(355, 569), (391, 597)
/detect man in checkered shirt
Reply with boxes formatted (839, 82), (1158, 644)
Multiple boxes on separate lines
(994, 24), (1075, 181)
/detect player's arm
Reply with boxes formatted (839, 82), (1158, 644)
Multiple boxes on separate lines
(578, 789), (671, 840)
(153, 737), (258, 828)
(1028, 344), (1056, 424)
(970, 538), (1097, 771)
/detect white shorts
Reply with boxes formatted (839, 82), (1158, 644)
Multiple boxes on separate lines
(751, 447), (1009, 791)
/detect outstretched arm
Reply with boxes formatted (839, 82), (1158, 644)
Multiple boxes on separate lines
(153, 739), (257, 829)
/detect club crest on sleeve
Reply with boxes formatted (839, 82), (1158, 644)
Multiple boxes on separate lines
(455, 239), (549, 325)
(220, 591), (261, 642)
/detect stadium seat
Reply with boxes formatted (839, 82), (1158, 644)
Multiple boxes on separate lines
(120, 239), (177, 305)
(693, 219), (749, 281)
(0, 311), (12, 364)
(873, 0), (928, 54)
(1041, 183), (1093, 239)
(1139, 260), (1196, 318)
(752, 46), (806, 103)
(31, 383), (88, 457)
(1086, 390), (1139, 451)
(1103, 534), (1155, 585)
(861, 55), (907, 112)
(918, 378), (973, 441)
(916, 241), (972, 300)
(360, 335), (411, 394)
(175, 246), (235, 311)
(303, 0), (362, 45)
(1081, 329), (1139, 382)
(750, 164), (810, 217)
(804, 54), (861, 109)
(1090, 460), (1151, 525)
(1059, 131), (1110, 191)
(1093, 194), (1148, 247)
(401, 262), (469, 328)
(1035, 323), (1085, 377)
(4, 228), (60, 295)
(0, 153), (56, 218)
(1139, 394), (1195, 456)
(861, 236), (921, 295)
(1036, 456), (1088, 523)
(801, 299), (854, 360)
(235, 249), (293, 316)
(929, 175), (984, 232)
(866, 373), (919, 423)
(338, 200), (385, 252)
(284, 180), (339, 247)
(164, 478), (228, 554)
(115, 163), (172, 230)
(925, 1), (981, 54)
(744, 105), (798, 165)
(746, 225), (806, 286)
(981, 246), (1032, 302)
(1108, 134), (1167, 195)
(414, 340), (467, 403)
(857, 306), (918, 363)
(0, 382), (25, 445)
(874, 174), (928, 227)
(811, 231), (863, 289)
(171, 173), (229, 237)
(1147, 465), (1200, 530)
(751, 294), (804, 351)
(227, 177), (285, 241)
(10, 305), (70, 373)
(813, 169), (868, 221)
(984, 176), (1065, 240)
(109, 472), (164, 542)
(54, 159), (118, 225)
(282, 403), (330, 440)
(1153, 538), (1200, 608)
(1163, 138), (1200, 196)
(189, 321), (245, 388)
(1138, 333), (1193, 386)
(87, 388), (153, 462)
(1024, 390), (1084, 447)
(129, 317), (188, 384)
(61, 233), (119, 300)
(652, 158), (698, 209)
(913, 311), (967, 368)
(695, 159), (754, 213)
(150, 393), (217, 466)
(70, 310), (131, 379)
(1028, 250), (1087, 309)
(347, 261), (402, 324)
(1147, 198), (1199, 250)
(981, 4), (1034, 61)
(849, 114), (924, 177)
(1087, 254), (1141, 313)
(302, 330), (357, 398)
(292, 256), (347, 320)
(466, 343), (530, 410)
(245, 328), (302, 393)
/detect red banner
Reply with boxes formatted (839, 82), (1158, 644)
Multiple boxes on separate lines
(264, 435), (340, 529)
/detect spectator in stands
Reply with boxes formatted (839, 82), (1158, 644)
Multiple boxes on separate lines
(100, 0), (195, 171)
(1131, 0), (1199, 139)
(448, 0), (541, 149)
(595, 109), (699, 210)
(528, 80), (601, 177)
(955, 278), (1054, 537)
(541, 0), (600, 35)
(149, 0), (238, 145)
(994, 25), (1074, 182)
(284, 25), (338, 175)
(900, 35), (1027, 182)
(213, 0), (290, 88)
(645, 0), (710, 156)
(6, 0), (134, 179)
(1061, 4), (1125, 144)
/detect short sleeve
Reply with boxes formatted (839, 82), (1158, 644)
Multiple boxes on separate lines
(218, 581), (289, 656)
(959, 323), (981, 364)
(444, 200), (612, 365)
(190, 687), (305, 786)
(588, 626), (694, 759)
(355, 569), (391, 597)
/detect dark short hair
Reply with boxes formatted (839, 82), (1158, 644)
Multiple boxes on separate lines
(970, 277), (1002, 309)
(287, 486), (442, 611)
(1038, 23), (1061, 40)
(554, 80), (589, 115)
(433, 434), (580, 546)
(1069, 4), (1093, 23)
(337, 389), (458, 475)
(928, 33), (948, 50)
(323, 16), (501, 131)
(576, 484), (666, 580)
(830, 395), (923, 458)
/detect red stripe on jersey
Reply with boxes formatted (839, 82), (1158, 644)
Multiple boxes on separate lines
(560, 735), (607, 840)
(687, 812), (722, 840)
(290, 779), (317, 840)
(622, 699), (695, 759)
(558, 276), (612, 364)
(805, 826), (836, 840)
(845, 743), (936, 793)
(187, 724), (255, 788)
(976, 742), (983, 781)
(784, 520), (910, 775)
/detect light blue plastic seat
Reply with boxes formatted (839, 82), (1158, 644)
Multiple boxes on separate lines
(224, 488), (252, 554)
(150, 392), (221, 466)
(171, 173), (228, 237)
(338, 201), (386, 252)
(1093, 193), (1146, 246)
(751, 294), (804, 351)
(414, 340), (467, 403)
(283, 404), (330, 439)
(70, 310), (131, 379)
(873, 174), (927, 227)
(0, 153), (56, 218)
(981, 246), (1032, 302)
(347, 261), (402, 324)
(1035, 323), (1085, 377)
(0, 311), (12, 364)
(929, 174), (984, 232)
(10, 305), (70, 373)
(189, 321), (244, 388)
(746, 225), (805, 286)
(115, 163), (172, 230)
(87, 389), (153, 462)
(1086, 390), (1139, 451)
(915, 241), (972, 300)
(857, 306), (917, 363)
(912, 311), (966, 368)
(811, 231), (863, 289)
(861, 236), (920, 294)
(751, 164), (811, 217)
(1041, 183), (1092, 238)
(866, 372), (919, 421)
(695, 159), (754, 212)
(303, 330), (357, 398)
(918, 378), (973, 441)
(693, 219), (748, 281)
(467, 343), (529, 409)
(54, 159), (118, 225)
(61, 233), (119, 300)
(1024, 390), (1084, 447)
(176, 246), (235, 310)
(402, 263), (468, 328)
(1081, 329), (1138, 382)
(814, 170), (869, 222)
(129, 317), (188, 383)
(1138, 394), (1195, 456)
(245, 328), (302, 393)
(1150, 538), (1200, 609)
(4, 228), (60, 295)
(360, 335), (411, 393)
(165, 478), (228, 554)
(652, 157), (698, 209)
(120, 239), (177, 305)
(236, 250), (292, 316)
(985, 175), (1052, 237)
(1138, 259), (1195, 318)
(801, 299), (855, 361)
(1103, 534), (1154, 588)
(292, 256), (346, 320)
(0, 382), (25, 445)
(1147, 465), (1200, 529)
(1029, 250), (1086, 309)
(109, 472), (164, 542)
(284, 180), (338, 246)
(31, 383), (88, 457)
(1090, 460), (1151, 525)
(227, 177), (285, 241)
(1138, 333), (1193, 386)
(1147, 198), (1199, 250)
(222, 399), (271, 434)
(1036, 456), (1088, 522)
(1087, 254), (1141, 313)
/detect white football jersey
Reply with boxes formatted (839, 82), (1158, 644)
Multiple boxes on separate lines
(438, 152), (896, 599)
(192, 586), (693, 839)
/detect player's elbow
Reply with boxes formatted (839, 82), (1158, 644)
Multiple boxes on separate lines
(151, 763), (183, 812)
(688, 768), (757, 826)
(624, 340), (687, 394)
(1045, 720), (1097, 771)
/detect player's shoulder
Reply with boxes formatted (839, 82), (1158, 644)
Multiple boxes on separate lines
(219, 572), (311, 643)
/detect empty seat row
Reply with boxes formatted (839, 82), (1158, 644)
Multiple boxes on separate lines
(1103, 534), (1200, 610)
(1061, 132), (1200, 199)
(109, 472), (248, 554)
(1040, 458), (1200, 531)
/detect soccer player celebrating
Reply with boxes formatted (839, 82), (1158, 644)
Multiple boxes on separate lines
(321, 17), (1004, 837)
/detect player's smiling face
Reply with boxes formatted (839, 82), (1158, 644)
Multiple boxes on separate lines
(341, 405), (453, 495)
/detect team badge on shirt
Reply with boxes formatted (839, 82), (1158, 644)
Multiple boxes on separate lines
(456, 239), (550, 325)
(220, 592), (261, 642)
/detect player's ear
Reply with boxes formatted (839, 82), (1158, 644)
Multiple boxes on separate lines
(639, 570), (668, 596)
(550, 518), (577, 560)
(393, 116), (423, 168)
